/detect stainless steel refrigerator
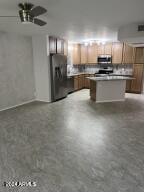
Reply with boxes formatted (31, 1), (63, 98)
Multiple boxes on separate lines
(50, 54), (68, 101)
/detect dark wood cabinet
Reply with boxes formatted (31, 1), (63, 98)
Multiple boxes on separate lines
(122, 43), (135, 64)
(126, 80), (132, 92)
(84, 74), (95, 88)
(131, 64), (144, 93)
(125, 64), (144, 93)
(74, 75), (85, 90)
(74, 76), (79, 91)
(49, 36), (57, 54)
(84, 75), (90, 88)
(49, 36), (66, 55)
(56, 38), (64, 54)
(79, 75), (84, 89)
(135, 48), (144, 64)
(90, 80), (96, 101)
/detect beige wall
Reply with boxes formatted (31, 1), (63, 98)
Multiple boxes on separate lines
(0, 32), (35, 110)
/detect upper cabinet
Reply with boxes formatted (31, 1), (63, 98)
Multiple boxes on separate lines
(87, 44), (97, 64)
(104, 43), (112, 55)
(87, 43), (112, 64)
(64, 40), (68, 56)
(72, 44), (81, 64)
(56, 38), (64, 54)
(97, 44), (105, 55)
(49, 36), (57, 54)
(122, 43), (135, 64)
(81, 44), (88, 64)
(135, 47), (144, 64)
(97, 43), (112, 55)
(71, 42), (139, 65)
(49, 36), (67, 55)
(112, 42), (123, 64)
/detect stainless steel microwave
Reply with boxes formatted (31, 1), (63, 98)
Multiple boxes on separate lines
(97, 55), (112, 64)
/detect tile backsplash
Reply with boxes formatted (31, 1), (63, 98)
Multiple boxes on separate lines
(68, 63), (133, 75)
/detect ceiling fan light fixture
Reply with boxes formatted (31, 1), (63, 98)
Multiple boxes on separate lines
(0, 3), (47, 26)
(19, 10), (34, 24)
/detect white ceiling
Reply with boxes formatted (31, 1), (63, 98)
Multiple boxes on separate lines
(0, 0), (144, 42)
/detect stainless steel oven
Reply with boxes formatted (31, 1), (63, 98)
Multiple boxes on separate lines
(97, 55), (112, 64)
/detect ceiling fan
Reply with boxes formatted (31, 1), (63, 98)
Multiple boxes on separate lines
(0, 3), (47, 26)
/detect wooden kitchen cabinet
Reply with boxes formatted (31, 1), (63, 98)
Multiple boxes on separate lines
(72, 44), (81, 64)
(74, 75), (85, 90)
(87, 44), (97, 64)
(84, 74), (95, 88)
(130, 64), (144, 93)
(105, 43), (112, 55)
(84, 75), (90, 88)
(49, 36), (66, 55)
(97, 44), (105, 55)
(79, 75), (85, 89)
(49, 36), (57, 54)
(123, 43), (135, 64)
(74, 76), (79, 90)
(126, 80), (132, 92)
(112, 42), (123, 64)
(90, 80), (96, 101)
(87, 43), (112, 64)
(81, 44), (88, 64)
(64, 40), (68, 56)
(56, 38), (64, 54)
(135, 47), (144, 64)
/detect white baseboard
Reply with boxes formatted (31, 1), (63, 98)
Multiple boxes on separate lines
(96, 99), (125, 103)
(0, 100), (35, 112)
(35, 99), (51, 103)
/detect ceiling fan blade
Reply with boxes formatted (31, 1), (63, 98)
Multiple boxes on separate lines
(30, 6), (47, 17)
(34, 18), (47, 26)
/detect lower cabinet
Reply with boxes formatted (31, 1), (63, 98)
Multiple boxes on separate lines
(84, 75), (90, 88)
(84, 74), (95, 88)
(90, 80), (96, 101)
(74, 76), (79, 91)
(74, 74), (95, 90)
(126, 80), (132, 92)
(126, 64), (144, 93)
(73, 66), (144, 94)
(74, 75), (85, 90)
(131, 64), (144, 93)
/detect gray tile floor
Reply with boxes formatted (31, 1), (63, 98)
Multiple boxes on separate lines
(0, 89), (144, 192)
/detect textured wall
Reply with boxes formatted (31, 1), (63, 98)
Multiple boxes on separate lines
(0, 32), (35, 110)
(32, 35), (51, 102)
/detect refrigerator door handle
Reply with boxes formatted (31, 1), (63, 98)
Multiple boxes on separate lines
(55, 67), (61, 78)
(58, 67), (62, 79)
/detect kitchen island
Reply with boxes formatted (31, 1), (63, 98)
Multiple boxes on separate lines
(88, 76), (133, 103)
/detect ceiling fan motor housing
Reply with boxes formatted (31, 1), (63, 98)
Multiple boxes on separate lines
(19, 10), (34, 23)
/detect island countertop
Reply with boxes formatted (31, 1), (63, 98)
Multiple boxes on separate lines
(88, 76), (134, 81)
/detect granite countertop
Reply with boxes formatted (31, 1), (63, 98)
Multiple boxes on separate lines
(67, 72), (95, 77)
(109, 73), (133, 77)
(88, 76), (134, 81)
(67, 72), (133, 77)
